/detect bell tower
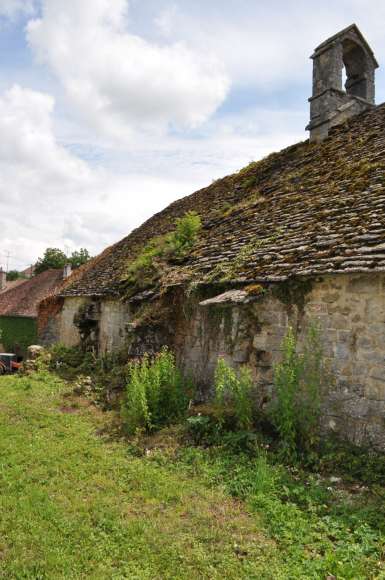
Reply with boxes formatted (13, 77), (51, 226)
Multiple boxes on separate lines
(306, 24), (378, 143)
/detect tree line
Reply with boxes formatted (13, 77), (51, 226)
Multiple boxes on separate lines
(6, 248), (92, 280)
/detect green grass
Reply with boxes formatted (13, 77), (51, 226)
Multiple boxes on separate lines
(0, 374), (273, 579)
(0, 373), (384, 579)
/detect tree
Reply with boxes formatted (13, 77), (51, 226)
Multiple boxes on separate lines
(35, 247), (92, 275)
(70, 248), (91, 269)
(6, 270), (21, 281)
(35, 248), (67, 274)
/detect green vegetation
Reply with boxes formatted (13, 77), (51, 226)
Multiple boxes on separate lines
(1, 372), (385, 578)
(6, 270), (24, 281)
(35, 247), (91, 274)
(124, 211), (201, 290)
(171, 211), (202, 258)
(0, 315), (37, 354)
(177, 447), (385, 579)
(271, 324), (324, 461)
(214, 358), (253, 430)
(122, 348), (191, 434)
(0, 374), (273, 579)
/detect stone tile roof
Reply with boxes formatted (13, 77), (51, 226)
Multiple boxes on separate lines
(0, 270), (63, 318)
(61, 103), (385, 297)
(0, 279), (26, 294)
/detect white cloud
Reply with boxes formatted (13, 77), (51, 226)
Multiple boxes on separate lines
(0, 85), (193, 269)
(143, 0), (385, 94)
(0, 83), (304, 270)
(155, 4), (179, 38)
(0, 0), (34, 19)
(26, 0), (229, 141)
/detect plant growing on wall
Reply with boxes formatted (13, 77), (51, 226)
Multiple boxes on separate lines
(0, 317), (37, 355)
(166, 211), (202, 259)
(124, 211), (201, 291)
(270, 322), (324, 461)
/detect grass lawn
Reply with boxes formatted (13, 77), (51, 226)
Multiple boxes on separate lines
(0, 372), (384, 579)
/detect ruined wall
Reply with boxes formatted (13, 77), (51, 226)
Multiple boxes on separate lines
(99, 300), (131, 354)
(177, 273), (385, 450)
(58, 297), (87, 347)
(47, 272), (385, 449)
(42, 296), (131, 353)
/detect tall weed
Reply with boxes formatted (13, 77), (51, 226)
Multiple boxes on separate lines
(271, 323), (324, 461)
(122, 348), (191, 434)
(214, 358), (253, 430)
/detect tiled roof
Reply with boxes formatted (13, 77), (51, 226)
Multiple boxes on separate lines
(0, 279), (27, 294)
(0, 270), (63, 318)
(61, 103), (385, 297)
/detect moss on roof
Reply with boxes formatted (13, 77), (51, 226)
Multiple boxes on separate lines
(61, 103), (385, 298)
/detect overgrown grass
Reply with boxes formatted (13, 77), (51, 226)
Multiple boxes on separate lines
(0, 373), (273, 579)
(177, 447), (385, 579)
(1, 372), (384, 578)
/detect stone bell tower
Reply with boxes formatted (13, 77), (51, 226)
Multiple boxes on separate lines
(306, 24), (378, 143)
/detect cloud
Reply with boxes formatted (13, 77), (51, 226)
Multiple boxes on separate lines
(0, 82), (304, 270)
(144, 0), (385, 94)
(0, 0), (35, 19)
(26, 0), (230, 141)
(0, 85), (193, 268)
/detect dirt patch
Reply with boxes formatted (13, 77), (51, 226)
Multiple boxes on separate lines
(59, 405), (79, 414)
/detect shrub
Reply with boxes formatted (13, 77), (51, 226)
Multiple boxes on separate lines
(123, 211), (201, 291)
(166, 211), (202, 259)
(122, 348), (191, 435)
(271, 323), (324, 461)
(49, 344), (128, 405)
(214, 358), (253, 430)
(125, 237), (165, 288)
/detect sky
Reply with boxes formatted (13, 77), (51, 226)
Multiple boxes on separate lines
(1, 0), (385, 271)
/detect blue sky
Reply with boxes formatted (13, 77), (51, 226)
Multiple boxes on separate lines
(0, 0), (385, 270)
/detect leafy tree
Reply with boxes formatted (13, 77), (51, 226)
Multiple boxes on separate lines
(6, 270), (22, 281)
(35, 248), (67, 274)
(35, 247), (91, 274)
(70, 248), (91, 269)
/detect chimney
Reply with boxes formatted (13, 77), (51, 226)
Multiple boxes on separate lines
(63, 263), (72, 279)
(0, 268), (6, 291)
(306, 24), (378, 143)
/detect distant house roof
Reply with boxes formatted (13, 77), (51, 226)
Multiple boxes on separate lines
(0, 279), (27, 295)
(60, 102), (385, 298)
(0, 270), (63, 318)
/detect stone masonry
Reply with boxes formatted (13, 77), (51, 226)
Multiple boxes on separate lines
(40, 272), (385, 450)
(177, 273), (385, 450)
(306, 24), (378, 142)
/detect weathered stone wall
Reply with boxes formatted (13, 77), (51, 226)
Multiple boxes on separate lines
(50, 272), (385, 449)
(43, 296), (131, 353)
(99, 300), (131, 354)
(58, 297), (87, 347)
(177, 273), (385, 450)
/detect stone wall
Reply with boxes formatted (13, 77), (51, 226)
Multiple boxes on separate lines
(176, 273), (385, 450)
(40, 296), (131, 354)
(99, 300), (131, 354)
(58, 297), (86, 347)
(49, 272), (385, 449)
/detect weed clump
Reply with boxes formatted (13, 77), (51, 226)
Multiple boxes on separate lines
(214, 358), (254, 430)
(123, 211), (202, 291)
(122, 348), (192, 434)
(271, 323), (324, 461)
